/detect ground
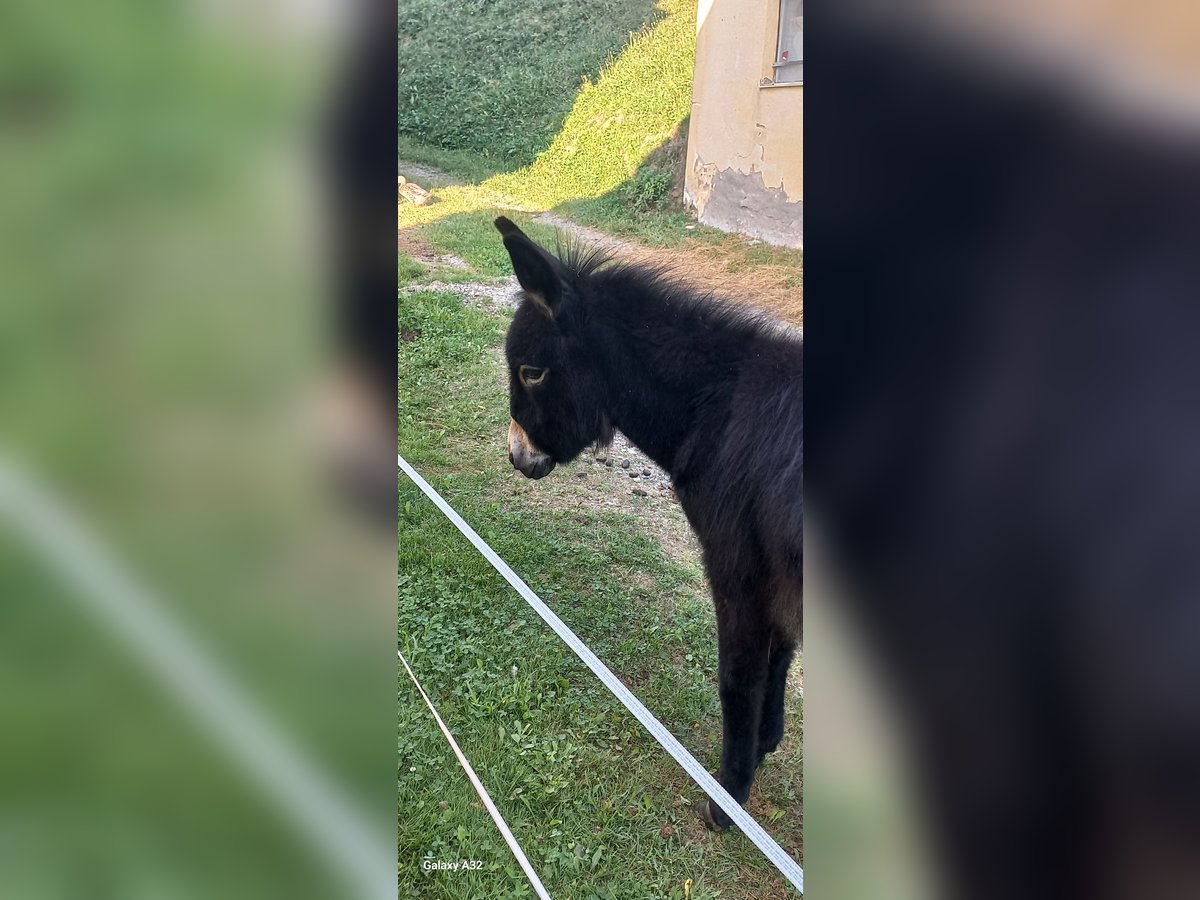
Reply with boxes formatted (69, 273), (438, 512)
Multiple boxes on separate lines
(399, 154), (803, 899)
(397, 3), (801, 895)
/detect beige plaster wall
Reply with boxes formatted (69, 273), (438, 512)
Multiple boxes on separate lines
(685, 0), (803, 247)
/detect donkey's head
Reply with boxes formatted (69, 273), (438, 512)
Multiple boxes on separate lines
(496, 216), (613, 479)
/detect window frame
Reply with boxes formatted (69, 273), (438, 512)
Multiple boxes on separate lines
(773, 0), (803, 85)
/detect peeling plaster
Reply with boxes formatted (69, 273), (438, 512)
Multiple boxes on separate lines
(687, 157), (802, 249)
(685, 0), (801, 248)
(750, 143), (765, 172)
(685, 157), (718, 210)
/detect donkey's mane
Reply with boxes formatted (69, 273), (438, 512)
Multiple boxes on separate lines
(552, 232), (801, 344)
(552, 232), (615, 281)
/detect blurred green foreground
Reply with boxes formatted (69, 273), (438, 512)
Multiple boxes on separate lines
(1, 3), (395, 897)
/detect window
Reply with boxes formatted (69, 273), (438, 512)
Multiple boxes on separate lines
(774, 0), (803, 84)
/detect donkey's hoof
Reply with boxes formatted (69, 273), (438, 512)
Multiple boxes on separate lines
(700, 799), (733, 831)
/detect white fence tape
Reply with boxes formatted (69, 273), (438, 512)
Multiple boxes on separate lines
(399, 647), (552, 899)
(398, 453), (804, 895)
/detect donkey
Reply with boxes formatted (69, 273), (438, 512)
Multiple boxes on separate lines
(495, 216), (802, 829)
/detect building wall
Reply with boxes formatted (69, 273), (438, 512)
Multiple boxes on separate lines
(685, 0), (803, 248)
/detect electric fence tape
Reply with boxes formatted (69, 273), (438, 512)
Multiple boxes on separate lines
(398, 647), (552, 900)
(398, 453), (804, 895)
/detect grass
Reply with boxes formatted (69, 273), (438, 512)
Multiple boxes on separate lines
(398, 0), (667, 172)
(559, 152), (707, 247)
(398, 263), (802, 898)
(397, 0), (697, 227)
(397, 136), (505, 184)
(421, 215), (562, 277)
(398, 253), (426, 285)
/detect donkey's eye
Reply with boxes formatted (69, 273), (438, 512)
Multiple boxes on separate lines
(519, 365), (548, 387)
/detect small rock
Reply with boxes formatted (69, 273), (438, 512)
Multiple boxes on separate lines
(575, 471), (587, 478)
(399, 181), (434, 206)
(642, 468), (651, 476)
(632, 488), (648, 497)
(605, 460), (613, 467)
(621, 460), (631, 469)
(628, 472), (638, 478)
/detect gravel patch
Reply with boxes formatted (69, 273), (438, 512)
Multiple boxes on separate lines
(397, 161), (464, 189)
(597, 432), (675, 496)
(404, 275), (519, 312)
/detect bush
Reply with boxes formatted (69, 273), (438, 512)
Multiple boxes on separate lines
(625, 167), (674, 212)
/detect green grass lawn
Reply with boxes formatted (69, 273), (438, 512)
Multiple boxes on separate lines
(397, 245), (802, 899)
(397, 0), (699, 231)
(399, 0), (667, 173)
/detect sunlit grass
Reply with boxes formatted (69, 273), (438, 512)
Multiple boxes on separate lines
(398, 0), (666, 171)
(397, 0), (697, 230)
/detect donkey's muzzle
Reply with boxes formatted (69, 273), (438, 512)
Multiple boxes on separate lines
(508, 419), (555, 479)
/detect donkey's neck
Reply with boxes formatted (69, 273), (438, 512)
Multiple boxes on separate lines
(601, 369), (694, 475)
(582, 270), (762, 477)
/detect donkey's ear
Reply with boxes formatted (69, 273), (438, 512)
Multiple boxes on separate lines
(494, 216), (525, 240)
(496, 217), (563, 318)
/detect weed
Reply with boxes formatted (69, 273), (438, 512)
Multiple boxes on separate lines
(399, 252), (425, 284)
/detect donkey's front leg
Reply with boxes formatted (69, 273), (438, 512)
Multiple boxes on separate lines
(702, 605), (771, 830)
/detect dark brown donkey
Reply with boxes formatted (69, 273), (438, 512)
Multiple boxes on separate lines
(496, 216), (802, 829)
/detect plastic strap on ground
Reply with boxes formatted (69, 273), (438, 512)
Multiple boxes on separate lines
(398, 647), (552, 900)
(398, 453), (804, 895)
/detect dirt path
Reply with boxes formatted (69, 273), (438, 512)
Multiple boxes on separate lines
(397, 161), (463, 188)
(533, 212), (633, 254)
